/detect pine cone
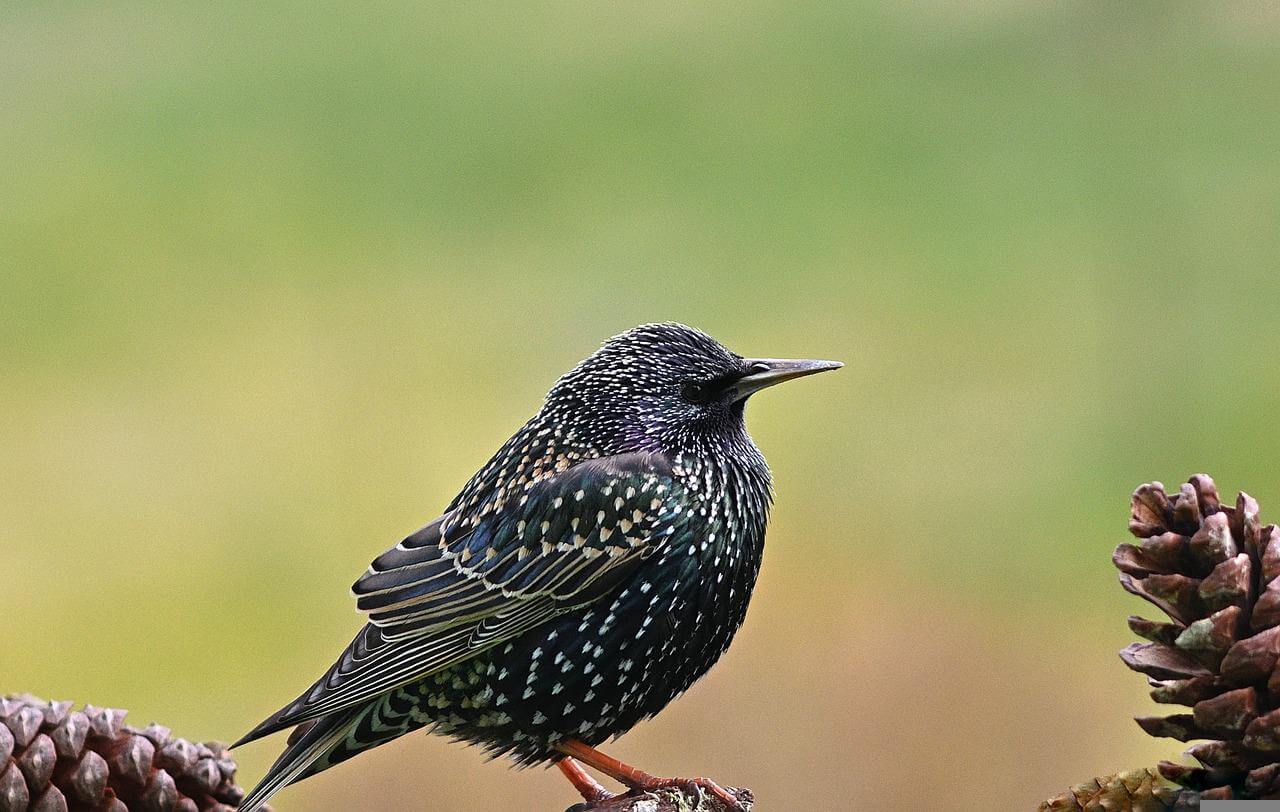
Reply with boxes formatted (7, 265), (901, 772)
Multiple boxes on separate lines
(1116, 474), (1280, 800)
(0, 694), (263, 811)
(1037, 768), (1200, 811)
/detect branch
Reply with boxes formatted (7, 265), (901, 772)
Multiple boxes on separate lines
(566, 786), (754, 812)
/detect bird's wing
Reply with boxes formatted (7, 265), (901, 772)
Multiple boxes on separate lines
(357, 451), (683, 636)
(236, 451), (691, 744)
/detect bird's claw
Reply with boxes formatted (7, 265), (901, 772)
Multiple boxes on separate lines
(633, 776), (747, 811)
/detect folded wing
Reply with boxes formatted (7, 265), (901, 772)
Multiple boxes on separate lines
(235, 451), (687, 746)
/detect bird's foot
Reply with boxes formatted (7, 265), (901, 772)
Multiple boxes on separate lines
(626, 775), (746, 811)
(566, 782), (750, 812)
(555, 739), (748, 811)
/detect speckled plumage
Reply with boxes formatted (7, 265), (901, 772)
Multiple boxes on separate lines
(235, 323), (837, 811)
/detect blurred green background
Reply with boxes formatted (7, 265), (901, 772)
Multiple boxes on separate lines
(4, 3), (1280, 810)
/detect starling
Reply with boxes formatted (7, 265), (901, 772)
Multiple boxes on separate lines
(234, 323), (841, 811)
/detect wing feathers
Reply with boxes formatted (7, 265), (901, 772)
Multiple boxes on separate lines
(240, 452), (685, 742)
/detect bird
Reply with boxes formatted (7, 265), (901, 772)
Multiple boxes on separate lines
(233, 322), (841, 811)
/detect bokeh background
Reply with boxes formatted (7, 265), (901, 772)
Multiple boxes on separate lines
(4, 3), (1280, 810)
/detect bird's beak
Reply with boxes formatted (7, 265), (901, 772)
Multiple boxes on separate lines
(729, 358), (843, 402)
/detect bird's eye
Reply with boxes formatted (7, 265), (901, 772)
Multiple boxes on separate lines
(681, 380), (711, 404)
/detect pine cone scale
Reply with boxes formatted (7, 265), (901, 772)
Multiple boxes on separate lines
(1120, 643), (1212, 680)
(1252, 581), (1280, 630)
(1129, 616), (1184, 647)
(0, 763), (29, 812)
(1243, 708), (1280, 751)
(1120, 573), (1201, 627)
(1150, 674), (1224, 705)
(1198, 554), (1251, 614)
(1192, 687), (1258, 738)
(1136, 714), (1202, 742)
(47, 714), (86, 763)
(16, 736), (55, 797)
(1218, 625), (1280, 684)
(1115, 533), (1190, 576)
(53, 748), (107, 805)
(29, 785), (66, 812)
(4, 710), (42, 752)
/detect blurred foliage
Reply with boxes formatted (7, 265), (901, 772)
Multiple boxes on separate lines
(4, 2), (1280, 809)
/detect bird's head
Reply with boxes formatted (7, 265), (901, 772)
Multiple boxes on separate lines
(545, 322), (841, 454)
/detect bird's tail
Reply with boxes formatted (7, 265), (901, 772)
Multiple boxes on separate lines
(238, 690), (436, 811)
(237, 708), (360, 812)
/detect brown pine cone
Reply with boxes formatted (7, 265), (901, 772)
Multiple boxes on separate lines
(1116, 474), (1280, 800)
(1037, 768), (1200, 811)
(0, 694), (264, 811)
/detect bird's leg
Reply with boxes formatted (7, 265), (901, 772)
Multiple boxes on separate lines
(555, 739), (745, 812)
(557, 756), (616, 804)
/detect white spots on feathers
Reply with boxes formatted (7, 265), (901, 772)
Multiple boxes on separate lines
(371, 325), (784, 758)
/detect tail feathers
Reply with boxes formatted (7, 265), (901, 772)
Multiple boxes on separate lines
(236, 710), (358, 812)
(232, 713), (291, 751)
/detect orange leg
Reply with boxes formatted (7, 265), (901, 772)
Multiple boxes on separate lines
(555, 739), (745, 812)
(557, 756), (616, 804)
